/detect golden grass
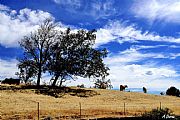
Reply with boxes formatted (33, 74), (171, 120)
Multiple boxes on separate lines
(1, 85), (180, 119)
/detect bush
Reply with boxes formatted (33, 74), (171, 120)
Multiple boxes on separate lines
(1, 78), (20, 85)
(166, 86), (180, 97)
(77, 84), (85, 88)
(142, 108), (174, 120)
(94, 79), (112, 89)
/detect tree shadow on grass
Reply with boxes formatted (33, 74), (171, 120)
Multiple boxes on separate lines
(0, 84), (100, 98)
(35, 86), (100, 98)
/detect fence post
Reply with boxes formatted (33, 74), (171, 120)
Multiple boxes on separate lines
(124, 102), (126, 115)
(79, 102), (81, 118)
(38, 102), (40, 120)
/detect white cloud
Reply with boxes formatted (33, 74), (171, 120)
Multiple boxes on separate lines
(105, 46), (180, 66)
(169, 53), (180, 59)
(131, 0), (180, 24)
(90, 0), (117, 19)
(0, 6), (53, 47)
(95, 20), (180, 47)
(105, 48), (165, 65)
(53, 0), (81, 9)
(169, 45), (180, 48)
(52, 0), (117, 20)
(94, 19), (180, 90)
(104, 56), (180, 90)
(0, 59), (18, 79)
(131, 45), (167, 50)
(101, 46), (180, 90)
(0, 4), (10, 11)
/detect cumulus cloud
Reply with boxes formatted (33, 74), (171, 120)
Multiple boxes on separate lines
(0, 59), (18, 79)
(95, 20), (180, 47)
(131, 0), (180, 24)
(0, 5), (53, 47)
(101, 46), (180, 90)
(0, 4), (10, 11)
(104, 53), (180, 90)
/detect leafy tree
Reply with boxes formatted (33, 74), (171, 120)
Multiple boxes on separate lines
(166, 86), (180, 97)
(19, 19), (109, 87)
(16, 60), (37, 84)
(19, 19), (58, 86)
(46, 28), (109, 87)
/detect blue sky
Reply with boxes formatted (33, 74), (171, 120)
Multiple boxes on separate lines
(0, 0), (180, 90)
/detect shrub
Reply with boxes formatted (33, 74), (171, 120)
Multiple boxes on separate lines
(1, 78), (20, 85)
(94, 79), (112, 89)
(142, 108), (174, 120)
(166, 86), (180, 97)
(77, 84), (85, 88)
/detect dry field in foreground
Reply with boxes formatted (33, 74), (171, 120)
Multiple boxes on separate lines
(1, 85), (180, 119)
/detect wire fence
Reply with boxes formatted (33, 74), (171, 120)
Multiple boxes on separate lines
(1, 99), (180, 120)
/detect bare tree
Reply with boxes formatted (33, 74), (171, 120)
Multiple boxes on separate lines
(19, 19), (58, 86)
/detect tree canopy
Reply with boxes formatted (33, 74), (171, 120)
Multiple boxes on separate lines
(166, 86), (180, 97)
(19, 19), (58, 86)
(18, 19), (109, 87)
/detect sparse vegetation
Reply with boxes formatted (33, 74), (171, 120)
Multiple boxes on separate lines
(141, 108), (174, 120)
(1, 84), (180, 119)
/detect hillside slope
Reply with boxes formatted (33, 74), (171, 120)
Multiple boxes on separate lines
(1, 85), (180, 119)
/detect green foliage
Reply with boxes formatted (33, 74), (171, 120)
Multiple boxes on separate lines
(142, 108), (173, 120)
(166, 86), (180, 97)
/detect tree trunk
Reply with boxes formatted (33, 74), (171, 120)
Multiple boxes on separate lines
(52, 75), (60, 87)
(59, 79), (63, 88)
(37, 47), (43, 87)
(37, 62), (42, 87)
(37, 67), (41, 87)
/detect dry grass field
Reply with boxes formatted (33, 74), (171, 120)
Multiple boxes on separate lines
(1, 84), (180, 119)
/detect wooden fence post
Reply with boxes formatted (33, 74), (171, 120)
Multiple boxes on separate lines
(160, 102), (162, 110)
(38, 102), (40, 120)
(79, 102), (81, 118)
(124, 102), (126, 115)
